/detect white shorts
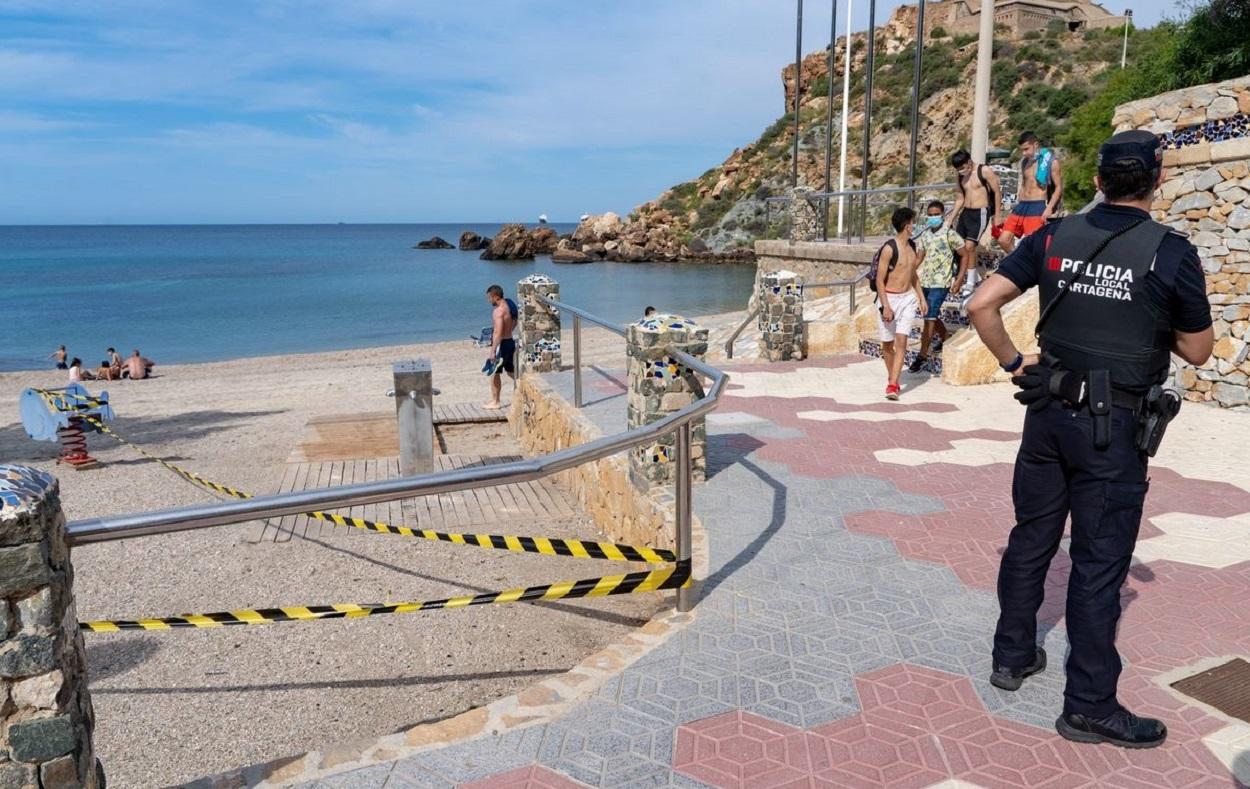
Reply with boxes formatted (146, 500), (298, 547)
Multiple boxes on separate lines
(878, 290), (920, 341)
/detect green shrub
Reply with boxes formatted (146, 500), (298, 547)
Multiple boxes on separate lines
(1171, 0), (1250, 86)
(1023, 30), (1042, 40)
(953, 33), (977, 47)
(993, 61), (1021, 96)
(930, 25), (948, 38)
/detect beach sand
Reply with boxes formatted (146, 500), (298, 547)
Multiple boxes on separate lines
(0, 318), (733, 787)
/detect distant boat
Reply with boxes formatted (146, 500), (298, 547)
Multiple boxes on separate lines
(579, 213), (590, 222)
(538, 214), (548, 224)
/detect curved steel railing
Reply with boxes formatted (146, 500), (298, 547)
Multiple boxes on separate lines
(66, 297), (726, 612)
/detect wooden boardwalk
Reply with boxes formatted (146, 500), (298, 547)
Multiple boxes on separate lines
(249, 454), (579, 543)
(287, 407), (507, 463)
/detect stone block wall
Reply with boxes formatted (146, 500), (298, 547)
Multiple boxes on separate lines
(1114, 76), (1250, 407)
(758, 271), (805, 362)
(626, 316), (709, 489)
(509, 376), (676, 551)
(789, 186), (820, 243)
(517, 275), (561, 374)
(0, 466), (102, 789)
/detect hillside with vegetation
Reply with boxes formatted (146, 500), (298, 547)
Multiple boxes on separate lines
(630, 0), (1248, 252)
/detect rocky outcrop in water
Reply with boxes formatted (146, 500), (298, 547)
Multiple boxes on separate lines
(458, 231), (490, 250)
(414, 236), (454, 249)
(480, 224), (536, 260)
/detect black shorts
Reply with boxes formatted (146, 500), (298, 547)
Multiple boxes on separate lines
(55, 362), (68, 370)
(956, 207), (989, 243)
(497, 338), (516, 375)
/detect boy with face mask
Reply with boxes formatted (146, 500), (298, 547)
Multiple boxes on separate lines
(910, 200), (965, 372)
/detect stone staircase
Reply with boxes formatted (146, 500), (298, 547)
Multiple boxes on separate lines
(856, 296), (972, 376)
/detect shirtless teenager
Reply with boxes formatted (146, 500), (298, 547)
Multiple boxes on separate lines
(484, 284), (517, 410)
(949, 149), (1002, 297)
(999, 130), (1064, 253)
(876, 207), (928, 401)
(48, 345), (68, 370)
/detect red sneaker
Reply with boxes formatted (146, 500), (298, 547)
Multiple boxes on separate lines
(885, 383), (901, 400)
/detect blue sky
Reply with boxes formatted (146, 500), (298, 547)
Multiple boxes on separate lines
(0, 0), (1179, 224)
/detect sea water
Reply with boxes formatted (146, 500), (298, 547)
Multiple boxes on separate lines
(0, 224), (755, 371)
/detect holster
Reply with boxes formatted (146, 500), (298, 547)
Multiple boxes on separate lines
(1087, 370), (1112, 450)
(1136, 384), (1182, 457)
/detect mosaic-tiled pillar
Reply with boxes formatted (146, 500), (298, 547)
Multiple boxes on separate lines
(789, 186), (820, 242)
(517, 275), (561, 374)
(758, 270), (805, 362)
(0, 466), (103, 789)
(626, 315), (709, 489)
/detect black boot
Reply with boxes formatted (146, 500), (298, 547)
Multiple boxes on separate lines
(1056, 707), (1167, 749)
(989, 647), (1046, 691)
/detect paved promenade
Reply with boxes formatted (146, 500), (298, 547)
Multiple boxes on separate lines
(310, 357), (1250, 788)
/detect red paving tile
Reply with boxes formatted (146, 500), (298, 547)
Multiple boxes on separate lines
(674, 663), (1233, 788)
(704, 369), (1250, 787)
(459, 764), (588, 789)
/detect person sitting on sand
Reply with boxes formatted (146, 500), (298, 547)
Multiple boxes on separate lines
(644, 305), (656, 317)
(483, 284), (516, 410)
(49, 345), (68, 370)
(124, 349), (154, 380)
(105, 347), (123, 379)
(94, 359), (118, 381)
(68, 358), (93, 383)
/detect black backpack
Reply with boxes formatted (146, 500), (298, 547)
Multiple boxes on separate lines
(868, 238), (915, 293)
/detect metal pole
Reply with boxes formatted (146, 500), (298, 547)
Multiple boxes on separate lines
(860, 0), (877, 241)
(572, 315), (583, 408)
(906, 0), (926, 208)
(675, 422), (693, 613)
(792, 0), (804, 188)
(970, 0), (995, 162)
(836, 0), (853, 236)
(1120, 9), (1132, 68)
(825, 0), (835, 192)
(823, 0), (839, 225)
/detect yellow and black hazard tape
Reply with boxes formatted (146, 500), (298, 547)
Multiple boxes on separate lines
(50, 392), (677, 564)
(80, 559), (690, 631)
(34, 388), (109, 412)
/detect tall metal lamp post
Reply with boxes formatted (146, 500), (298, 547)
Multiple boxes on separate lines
(969, 0), (995, 162)
(1120, 8), (1133, 68)
(906, 0), (927, 207)
(793, 0), (804, 188)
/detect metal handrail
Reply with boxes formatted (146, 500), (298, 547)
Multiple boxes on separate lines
(724, 269), (871, 359)
(535, 294), (627, 409)
(67, 298), (725, 612)
(765, 181), (959, 243)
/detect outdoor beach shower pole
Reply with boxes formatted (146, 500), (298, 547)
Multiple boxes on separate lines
(860, 0), (877, 241)
(675, 422), (693, 613)
(906, 0), (926, 208)
(837, 0), (853, 236)
(971, 0), (994, 162)
(822, 0), (839, 240)
(793, 0), (804, 188)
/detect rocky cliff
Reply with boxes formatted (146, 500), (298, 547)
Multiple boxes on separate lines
(631, 7), (1136, 252)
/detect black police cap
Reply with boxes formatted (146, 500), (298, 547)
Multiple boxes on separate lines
(1097, 130), (1163, 173)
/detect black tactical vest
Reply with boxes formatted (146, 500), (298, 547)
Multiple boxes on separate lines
(1037, 214), (1174, 390)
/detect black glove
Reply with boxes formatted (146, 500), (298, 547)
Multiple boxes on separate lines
(1012, 365), (1086, 412)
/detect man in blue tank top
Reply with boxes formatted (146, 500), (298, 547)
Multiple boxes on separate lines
(967, 130), (1213, 749)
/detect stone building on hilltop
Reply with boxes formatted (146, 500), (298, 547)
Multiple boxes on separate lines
(920, 0), (1127, 38)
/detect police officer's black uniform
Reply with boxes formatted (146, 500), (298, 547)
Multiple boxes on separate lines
(986, 131), (1212, 747)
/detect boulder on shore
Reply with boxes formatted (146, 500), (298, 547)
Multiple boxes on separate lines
(480, 223), (535, 260)
(530, 226), (559, 254)
(458, 231), (490, 251)
(414, 236), (454, 249)
(551, 240), (592, 263)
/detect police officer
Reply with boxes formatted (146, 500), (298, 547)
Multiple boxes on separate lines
(968, 130), (1214, 749)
